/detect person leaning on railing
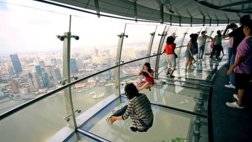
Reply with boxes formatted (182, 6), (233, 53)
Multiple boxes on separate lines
(106, 83), (153, 132)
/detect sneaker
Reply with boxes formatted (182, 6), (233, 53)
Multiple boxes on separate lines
(170, 75), (175, 78)
(226, 101), (244, 109)
(224, 84), (236, 89)
(233, 94), (239, 101)
(130, 127), (138, 132)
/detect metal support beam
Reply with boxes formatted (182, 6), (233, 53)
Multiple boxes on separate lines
(206, 13), (212, 26)
(199, 8), (206, 26)
(154, 25), (169, 79)
(179, 16), (182, 26)
(146, 26), (157, 63)
(169, 14), (172, 25)
(224, 13), (230, 24)
(115, 24), (127, 100)
(186, 9), (193, 27)
(94, 0), (100, 17)
(215, 14), (219, 26)
(133, 0), (137, 21)
(203, 16), (206, 26)
(61, 15), (78, 129)
(160, 3), (164, 23)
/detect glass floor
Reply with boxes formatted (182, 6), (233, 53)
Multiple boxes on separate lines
(66, 98), (208, 142)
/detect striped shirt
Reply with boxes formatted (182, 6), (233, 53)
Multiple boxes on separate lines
(122, 94), (153, 130)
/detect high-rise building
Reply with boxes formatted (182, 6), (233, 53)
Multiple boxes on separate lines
(34, 65), (50, 88)
(41, 72), (50, 88)
(52, 67), (62, 81)
(10, 54), (22, 74)
(70, 58), (78, 73)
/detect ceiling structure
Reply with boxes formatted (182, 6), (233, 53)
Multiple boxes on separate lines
(38, 0), (252, 25)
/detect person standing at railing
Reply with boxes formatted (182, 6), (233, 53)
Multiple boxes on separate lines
(223, 15), (250, 91)
(197, 31), (213, 60)
(226, 20), (252, 109)
(106, 83), (153, 132)
(137, 62), (154, 91)
(163, 36), (176, 78)
(185, 34), (198, 71)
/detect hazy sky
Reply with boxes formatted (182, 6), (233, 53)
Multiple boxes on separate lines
(0, 0), (224, 56)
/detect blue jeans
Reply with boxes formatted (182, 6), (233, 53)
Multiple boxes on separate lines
(198, 45), (205, 59)
(227, 48), (233, 65)
(229, 54), (235, 85)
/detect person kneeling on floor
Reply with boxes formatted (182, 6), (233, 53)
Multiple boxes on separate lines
(106, 83), (154, 132)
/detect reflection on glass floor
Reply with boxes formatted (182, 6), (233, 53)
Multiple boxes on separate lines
(144, 85), (207, 115)
(74, 98), (208, 142)
(159, 54), (227, 82)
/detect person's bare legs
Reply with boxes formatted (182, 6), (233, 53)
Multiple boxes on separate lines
(137, 82), (152, 91)
(185, 58), (189, 70)
(188, 58), (193, 70)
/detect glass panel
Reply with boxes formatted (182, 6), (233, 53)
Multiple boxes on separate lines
(80, 98), (208, 142)
(0, 91), (73, 142)
(151, 25), (166, 55)
(120, 59), (146, 81)
(121, 23), (156, 62)
(119, 57), (156, 89)
(71, 68), (118, 117)
(71, 14), (125, 78)
(145, 84), (208, 115)
(0, 1), (68, 113)
(150, 25), (166, 70)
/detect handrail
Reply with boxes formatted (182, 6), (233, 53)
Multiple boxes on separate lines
(77, 128), (111, 142)
(0, 53), (161, 121)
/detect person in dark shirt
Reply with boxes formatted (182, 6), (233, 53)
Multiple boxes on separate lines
(106, 83), (153, 132)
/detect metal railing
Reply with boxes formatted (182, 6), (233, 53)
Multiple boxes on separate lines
(0, 53), (161, 121)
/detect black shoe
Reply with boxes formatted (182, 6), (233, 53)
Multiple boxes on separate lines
(170, 75), (175, 78)
(130, 127), (138, 132)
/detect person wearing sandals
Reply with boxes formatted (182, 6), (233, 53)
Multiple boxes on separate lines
(106, 83), (153, 132)
(163, 36), (176, 78)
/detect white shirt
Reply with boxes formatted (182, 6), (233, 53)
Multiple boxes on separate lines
(198, 35), (207, 47)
